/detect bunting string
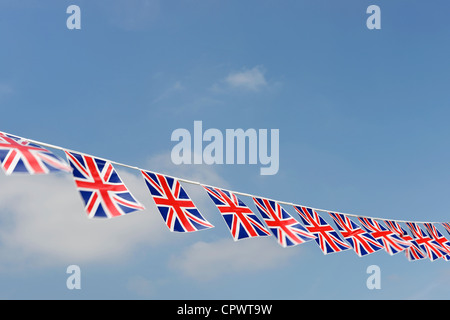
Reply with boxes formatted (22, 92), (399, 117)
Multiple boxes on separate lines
(20, 132), (441, 225)
(1, 130), (449, 261)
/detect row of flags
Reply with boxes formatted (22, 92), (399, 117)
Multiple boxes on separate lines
(1, 131), (450, 262)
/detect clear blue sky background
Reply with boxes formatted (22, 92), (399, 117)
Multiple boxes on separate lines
(0, 0), (449, 300)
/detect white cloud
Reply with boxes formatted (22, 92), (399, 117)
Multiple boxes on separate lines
(0, 170), (167, 271)
(169, 237), (297, 281)
(143, 152), (301, 281)
(126, 275), (157, 298)
(0, 151), (230, 272)
(223, 66), (268, 92)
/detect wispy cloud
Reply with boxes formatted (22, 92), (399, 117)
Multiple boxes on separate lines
(0, 170), (167, 271)
(151, 81), (185, 104)
(126, 275), (157, 298)
(0, 151), (229, 272)
(143, 152), (297, 282)
(406, 268), (450, 299)
(144, 151), (229, 190)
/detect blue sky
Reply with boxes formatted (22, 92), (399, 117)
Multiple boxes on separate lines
(0, 0), (450, 300)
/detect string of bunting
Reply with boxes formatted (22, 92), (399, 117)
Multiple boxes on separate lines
(0, 130), (449, 262)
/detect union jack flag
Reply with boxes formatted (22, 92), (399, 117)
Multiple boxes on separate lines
(358, 217), (411, 255)
(406, 222), (445, 261)
(384, 220), (425, 261)
(65, 151), (144, 218)
(329, 212), (383, 257)
(441, 222), (450, 235)
(294, 206), (350, 254)
(424, 223), (450, 261)
(0, 132), (71, 175)
(253, 198), (315, 247)
(141, 170), (213, 232)
(203, 186), (270, 241)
